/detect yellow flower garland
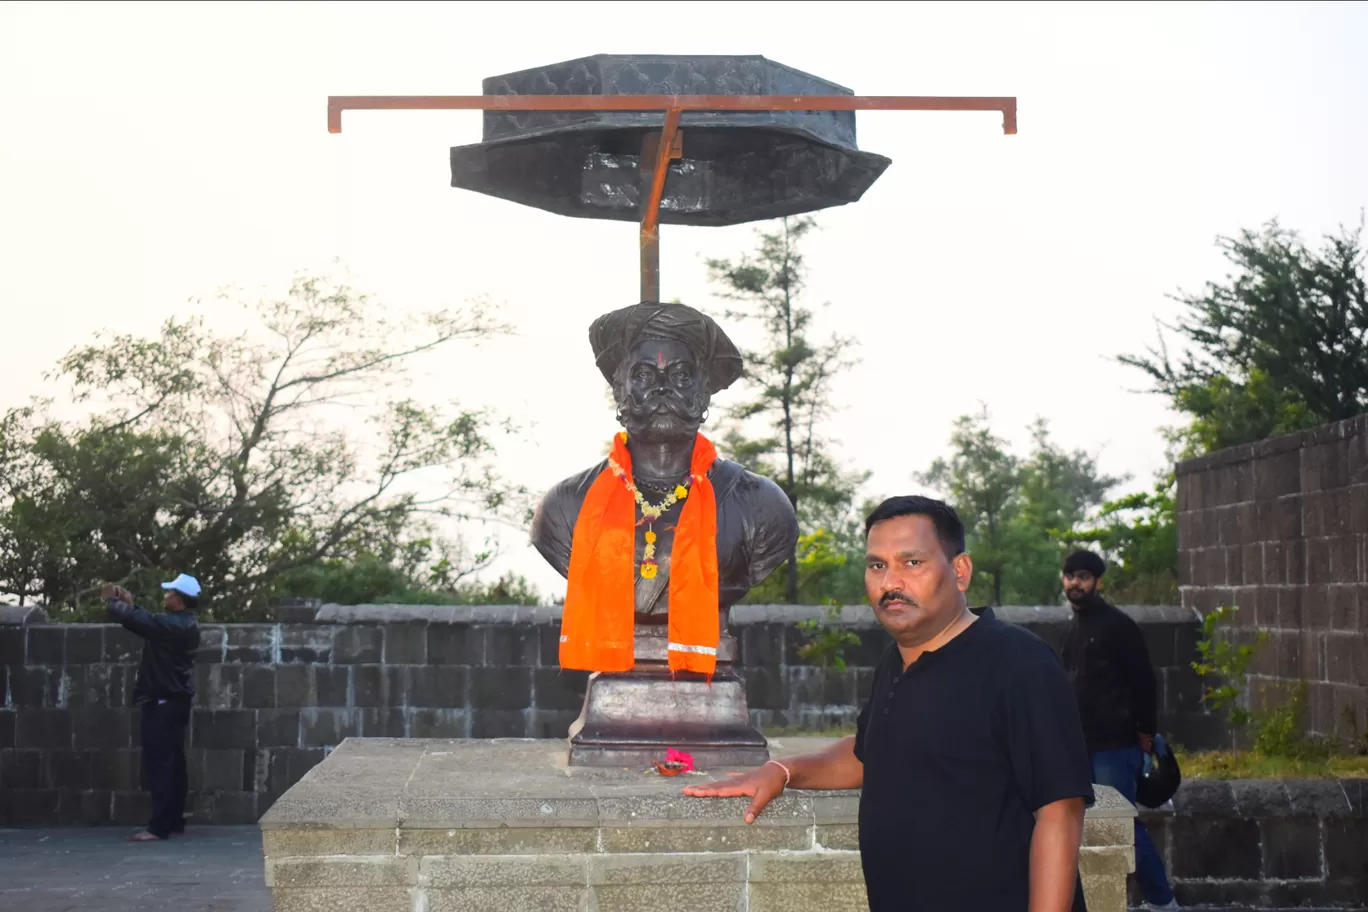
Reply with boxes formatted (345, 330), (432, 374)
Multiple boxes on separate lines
(607, 456), (694, 580)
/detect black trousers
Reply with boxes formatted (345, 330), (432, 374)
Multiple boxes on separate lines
(139, 697), (191, 838)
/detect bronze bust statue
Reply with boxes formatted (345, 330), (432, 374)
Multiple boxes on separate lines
(531, 302), (798, 628)
(530, 301), (798, 767)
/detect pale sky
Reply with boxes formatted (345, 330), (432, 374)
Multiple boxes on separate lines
(3, 1), (1366, 602)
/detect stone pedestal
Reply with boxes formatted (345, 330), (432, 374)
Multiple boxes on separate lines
(567, 628), (769, 769)
(259, 737), (1136, 912)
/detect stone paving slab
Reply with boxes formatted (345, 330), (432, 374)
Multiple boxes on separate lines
(0, 823), (1334, 912)
(0, 826), (270, 912)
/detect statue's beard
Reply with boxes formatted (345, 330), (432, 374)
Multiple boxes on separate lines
(617, 391), (708, 444)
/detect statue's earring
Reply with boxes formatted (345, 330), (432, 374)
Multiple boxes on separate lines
(615, 404), (625, 423)
(702, 408), (710, 423)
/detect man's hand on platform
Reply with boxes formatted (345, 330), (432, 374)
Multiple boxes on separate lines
(681, 762), (788, 824)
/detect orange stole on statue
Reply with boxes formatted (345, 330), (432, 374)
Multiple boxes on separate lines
(558, 433), (720, 676)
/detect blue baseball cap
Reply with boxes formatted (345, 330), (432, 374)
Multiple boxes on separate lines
(160, 573), (202, 598)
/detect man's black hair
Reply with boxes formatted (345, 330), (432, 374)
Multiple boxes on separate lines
(179, 593), (200, 613)
(864, 495), (967, 560)
(1063, 549), (1106, 578)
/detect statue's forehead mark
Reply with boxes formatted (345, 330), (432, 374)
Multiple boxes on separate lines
(628, 339), (695, 372)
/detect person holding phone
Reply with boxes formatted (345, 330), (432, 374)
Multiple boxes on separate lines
(102, 573), (202, 842)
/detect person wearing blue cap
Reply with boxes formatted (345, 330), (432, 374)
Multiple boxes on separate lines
(101, 573), (202, 842)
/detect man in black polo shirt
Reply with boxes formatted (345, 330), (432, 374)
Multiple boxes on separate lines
(685, 496), (1095, 911)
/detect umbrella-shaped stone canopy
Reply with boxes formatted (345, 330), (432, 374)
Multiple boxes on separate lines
(449, 54), (893, 227)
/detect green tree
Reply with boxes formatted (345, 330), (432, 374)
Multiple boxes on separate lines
(742, 506), (879, 607)
(273, 548), (540, 607)
(0, 272), (530, 617)
(918, 408), (1121, 605)
(1122, 219), (1367, 454)
(1065, 437), (1179, 605)
(1011, 419), (1125, 603)
(918, 406), (1020, 606)
(706, 216), (869, 603)
(0, 408), (220, 610)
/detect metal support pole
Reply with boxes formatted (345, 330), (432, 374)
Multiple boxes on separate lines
(637, 109), (683, 303)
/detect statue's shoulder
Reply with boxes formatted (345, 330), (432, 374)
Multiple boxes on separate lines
(713, 458), (791, 510)
(529, 458), (610, 578)
(535, 459), (609, 530)
(711, 459), (798, 583)
(545, 459), (610, 505)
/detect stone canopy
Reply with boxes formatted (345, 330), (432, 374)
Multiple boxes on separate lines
(449, 54), (893, 227)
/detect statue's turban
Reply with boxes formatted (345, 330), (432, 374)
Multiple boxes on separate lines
(589, 302), (743, 395)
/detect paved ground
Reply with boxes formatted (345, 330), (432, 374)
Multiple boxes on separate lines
(0, 826), (1347, 912)
(0, 827), (270, 912)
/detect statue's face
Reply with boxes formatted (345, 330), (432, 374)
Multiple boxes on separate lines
(616, 338), (709, 444)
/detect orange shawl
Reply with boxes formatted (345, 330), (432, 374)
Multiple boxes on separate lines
(559, 433), (720, 677)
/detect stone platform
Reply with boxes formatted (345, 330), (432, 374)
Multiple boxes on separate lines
(259, 737), (1136, 911)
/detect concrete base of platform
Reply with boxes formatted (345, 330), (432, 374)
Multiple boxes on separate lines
(258, 737), (1136, 911)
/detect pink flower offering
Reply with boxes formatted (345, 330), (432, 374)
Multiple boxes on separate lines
(654, 748), (695, 776)
(666, 748), (695, 771)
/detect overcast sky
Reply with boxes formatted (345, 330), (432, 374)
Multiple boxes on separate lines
(2, 1), (1366, 600)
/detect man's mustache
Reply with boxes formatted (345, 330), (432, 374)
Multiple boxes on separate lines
(879, 590), (917, 608)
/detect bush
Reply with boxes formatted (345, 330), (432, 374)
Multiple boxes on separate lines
(796, 602), (862, 672)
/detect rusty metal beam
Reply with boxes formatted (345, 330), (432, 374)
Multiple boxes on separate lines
(642, 109), (683, 239)
(326, 94), (1018, 135)
(638, 109), (683, 303)
(326, 90), (1018, 303)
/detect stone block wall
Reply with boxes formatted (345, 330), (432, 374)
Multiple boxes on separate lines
(0, 601), (1206, 826)
(733, 603), (1215, 750)
(1177, 414), (1368, 741)
(1135, 778), (1368, 908)
(0, 607), (585, 827)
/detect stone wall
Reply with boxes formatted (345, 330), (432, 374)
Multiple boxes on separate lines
(1135, 778), (1368, 908)
(0, 601), (1205, 827)
(1177, 414), (1368, 741)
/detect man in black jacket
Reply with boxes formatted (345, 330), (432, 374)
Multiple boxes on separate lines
(102, 573), (201, 842)
(1060, 550), (1178, 910)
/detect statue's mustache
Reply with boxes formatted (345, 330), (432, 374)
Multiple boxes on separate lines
(646, 397), (688, 415)
(624, 392), (699, 417)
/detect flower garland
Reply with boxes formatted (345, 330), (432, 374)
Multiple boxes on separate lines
(606, 454), (696, 580)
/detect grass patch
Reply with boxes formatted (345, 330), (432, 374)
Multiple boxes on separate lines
(1175, 750), (1368, 780)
